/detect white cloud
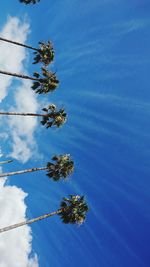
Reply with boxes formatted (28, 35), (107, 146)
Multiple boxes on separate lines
(8, 80), (39, 163)
(0, 178), (38, 267)
(0, 16), (29, 101)
(0, 16), (40, 163)
(10, 81), (38, 138)
(10, 134), (33, 163)
(0, 16), (39, 267)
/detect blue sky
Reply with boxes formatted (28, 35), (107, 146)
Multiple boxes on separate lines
(0, 0), (150, 266)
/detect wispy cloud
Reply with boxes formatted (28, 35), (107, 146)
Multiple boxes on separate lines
(112, 18), (150, 35)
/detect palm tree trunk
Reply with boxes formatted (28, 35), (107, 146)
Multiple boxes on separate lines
(0, 209), (62, 234)
(0, 166), (48, 177)
(0, 160), (13, 165)
(0, 70), (38, 81)
(0, 112), (44, 117)
(0, 37), (38, 51)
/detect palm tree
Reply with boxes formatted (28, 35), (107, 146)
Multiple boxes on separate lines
(41, 104), (67, 128)
(59, 195), (89, 224)
(19, 0), (40, 4)
(0, 160), (13, 165)
(0, 195), (89, 234)
(0, 37), (54, 66)
(32, 68), (59, 93)
(0, 154), (74, 181)
(33, 41), (54, 66)
(0, 67), (59, 94)
(0, 104), (67, 128)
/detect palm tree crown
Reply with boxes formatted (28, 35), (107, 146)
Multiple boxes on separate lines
(32, 67), (59, 94)
(47, 154), (74, 181)
(19, 0), (40, 4)
(41, 104), (67, 128)
(59, 195), (89, 224)
(33, 41), (54, 66)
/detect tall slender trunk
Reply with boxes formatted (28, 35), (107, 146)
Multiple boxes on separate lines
(0, 37), (38, 51)
(0, 160), (13, 165)
(0, 209), (62, 234)
(0, 112), (45, 117)
(0, 166), (48, 177)
(0, 70), (38, 81)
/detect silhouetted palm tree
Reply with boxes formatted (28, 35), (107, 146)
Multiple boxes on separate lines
(0, 37), (54, 66)
(0, 67), (59, 94)
(0, 104), (67, 128)
(19, 0), (40, 4)
(0, 154), (74, 181)
(0, 195), (89, 234)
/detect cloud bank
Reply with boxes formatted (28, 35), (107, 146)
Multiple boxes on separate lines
(0, 16), (39, 267)
(0, 16), (39, 163)
(9, 80), (39, 163)
(0, 178), (38, 267)
(0, 16), (29, 101)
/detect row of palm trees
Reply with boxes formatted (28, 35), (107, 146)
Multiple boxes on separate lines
(0, 34), (89, 233)
(0, 0), (88, 238)
(0, 36), (58, 95)
(0, 38), (65, 128)
(0, 153), (89, 232)
(5, 0), (90, 234)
